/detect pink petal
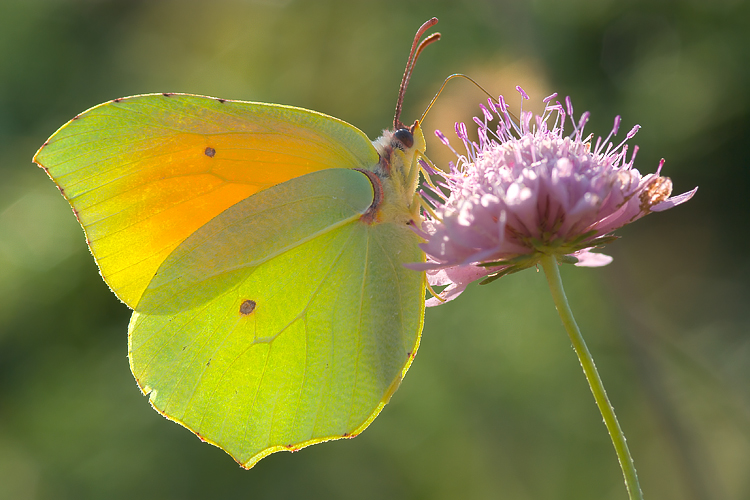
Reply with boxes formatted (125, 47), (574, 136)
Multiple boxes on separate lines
(572, 250), (613, 267)
(651, 186), (698, 212)
(425, 264), (496, 307)
(425, 282), (467, 307)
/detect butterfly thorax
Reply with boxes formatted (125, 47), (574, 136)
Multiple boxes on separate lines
(366, 124), (426, 226)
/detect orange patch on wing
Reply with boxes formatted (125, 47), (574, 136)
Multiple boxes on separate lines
(35, 95), (380, 309)
(71, 131), (360, 307)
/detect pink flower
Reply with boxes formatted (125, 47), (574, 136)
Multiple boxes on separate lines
(416, 88), (697, 306)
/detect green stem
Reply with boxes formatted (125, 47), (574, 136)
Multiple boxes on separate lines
(539, 254), (644, 500)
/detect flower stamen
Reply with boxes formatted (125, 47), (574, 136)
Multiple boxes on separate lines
(415, 90), (698, 305)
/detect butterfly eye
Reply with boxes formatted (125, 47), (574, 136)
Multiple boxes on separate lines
(393, 128), (414, 149)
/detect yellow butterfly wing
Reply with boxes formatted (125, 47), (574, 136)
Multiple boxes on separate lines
(33, 93), (380, 307)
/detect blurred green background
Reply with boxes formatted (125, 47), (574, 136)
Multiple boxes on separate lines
(1, 0), (748, 499)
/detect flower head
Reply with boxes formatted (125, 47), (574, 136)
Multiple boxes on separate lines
(416, 88), (697, 306)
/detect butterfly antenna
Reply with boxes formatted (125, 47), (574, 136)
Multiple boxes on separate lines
(394, 18), (441, 130)
(419, 73), (516, 124)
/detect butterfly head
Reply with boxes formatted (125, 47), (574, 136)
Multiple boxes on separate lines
(360, 18), (437, 226)
(365, 121), (425, 225)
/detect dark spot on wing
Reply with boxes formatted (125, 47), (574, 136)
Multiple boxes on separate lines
(72, 115), (80, 121)
(162, 92), (174, 97)
(217, 98), (226, 104)
(204, 146), (216, 158)
(240, 299), (256, 315)
(113, 98), (123, 103)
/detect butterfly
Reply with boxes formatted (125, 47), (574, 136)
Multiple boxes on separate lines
(32, 19), (440, 468)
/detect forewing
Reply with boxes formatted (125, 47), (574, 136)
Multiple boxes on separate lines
(33, 94), (379, 307)
(128, 170), (426, 468)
